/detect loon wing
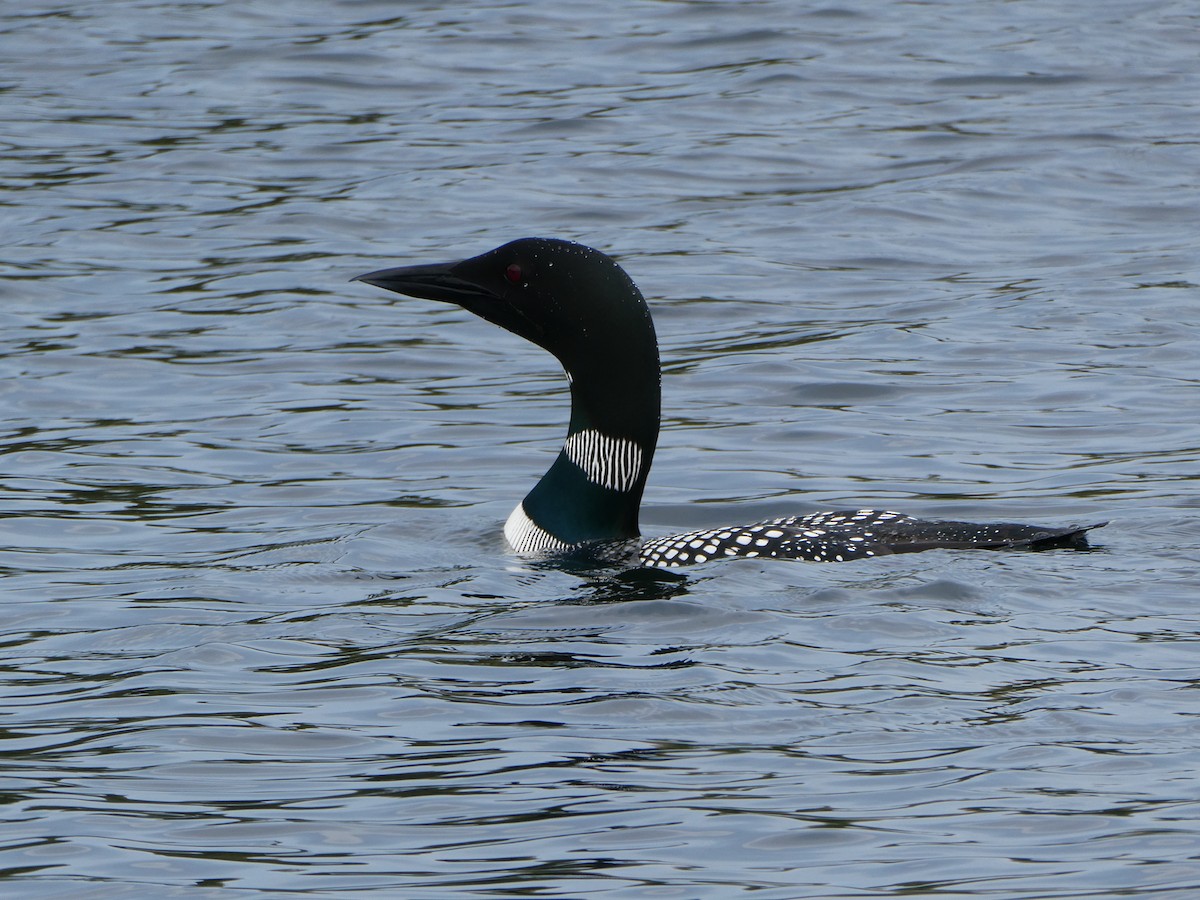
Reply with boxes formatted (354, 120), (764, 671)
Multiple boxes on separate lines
(639, 510), (1105, 568)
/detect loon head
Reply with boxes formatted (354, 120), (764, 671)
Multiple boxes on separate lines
(357, 238), (662, 548)
(356, 237), (657, 385)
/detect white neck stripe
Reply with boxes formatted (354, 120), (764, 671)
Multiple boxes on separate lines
(504, 502), (570, 554)
(563, 429), (643, 493)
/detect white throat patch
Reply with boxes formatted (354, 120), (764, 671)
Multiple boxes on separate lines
(562, 429), (643, 493)
(504, 502), (570, 554)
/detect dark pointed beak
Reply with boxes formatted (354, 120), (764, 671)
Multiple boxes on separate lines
(354, 261), (492, 307)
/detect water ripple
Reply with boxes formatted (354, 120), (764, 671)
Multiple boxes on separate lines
(4, 0), (1200, 897)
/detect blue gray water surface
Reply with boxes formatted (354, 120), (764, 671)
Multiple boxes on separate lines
(4, 1), (1200, 897)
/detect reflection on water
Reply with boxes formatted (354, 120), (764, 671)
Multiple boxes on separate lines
(4, 0), (1200, 897)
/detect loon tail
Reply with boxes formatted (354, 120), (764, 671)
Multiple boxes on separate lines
(876, 519), (1107, 554)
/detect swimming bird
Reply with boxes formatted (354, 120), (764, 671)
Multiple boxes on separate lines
(357, 238), (1103, 568)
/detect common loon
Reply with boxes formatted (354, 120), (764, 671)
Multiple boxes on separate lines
(357, 238), (1103, 568)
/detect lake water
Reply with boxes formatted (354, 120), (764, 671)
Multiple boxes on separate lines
(4, 1), (1200, 897)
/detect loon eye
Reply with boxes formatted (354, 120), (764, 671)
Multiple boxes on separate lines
(505, 263), (523, 285)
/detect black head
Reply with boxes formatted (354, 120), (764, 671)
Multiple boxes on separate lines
(358, 238), (663, 545)
(356, 238), (658, 382)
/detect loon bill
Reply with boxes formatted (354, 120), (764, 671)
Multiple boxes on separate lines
(356, 238), (1104, 568)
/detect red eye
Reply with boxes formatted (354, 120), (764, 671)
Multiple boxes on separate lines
(505, 263), (523, 284)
